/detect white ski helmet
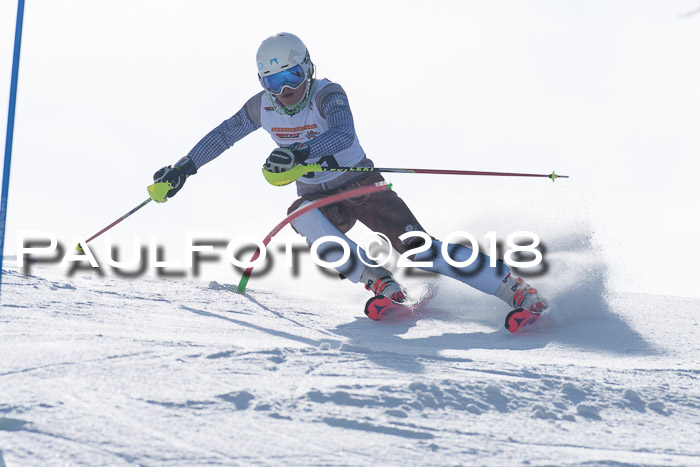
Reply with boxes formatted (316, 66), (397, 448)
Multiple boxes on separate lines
(256, 32), (314, 95)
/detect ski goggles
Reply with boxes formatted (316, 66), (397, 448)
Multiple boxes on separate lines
(261, 64), (307, 95)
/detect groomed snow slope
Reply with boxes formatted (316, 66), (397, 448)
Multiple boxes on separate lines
(1, 240), (699, 466)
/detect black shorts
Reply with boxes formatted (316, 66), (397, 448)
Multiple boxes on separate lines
(287, 173), (429, 254)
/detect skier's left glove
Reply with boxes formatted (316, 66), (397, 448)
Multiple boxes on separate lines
(264, 143), (311, 173)
(153, 156), (198, 199)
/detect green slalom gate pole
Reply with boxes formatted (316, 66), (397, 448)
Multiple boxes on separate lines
(237, 181), (392, 292)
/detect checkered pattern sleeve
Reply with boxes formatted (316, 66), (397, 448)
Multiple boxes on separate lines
(306, 92), (356, 158)
(186, 106), (261, 169)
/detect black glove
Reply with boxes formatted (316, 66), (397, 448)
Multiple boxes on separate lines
(153, 156), (198, 199)
(264, 144), (311, 173)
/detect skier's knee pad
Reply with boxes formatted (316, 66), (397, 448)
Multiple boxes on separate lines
(290, 202), (370, 283)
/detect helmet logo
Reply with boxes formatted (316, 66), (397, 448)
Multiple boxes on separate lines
(257, 62), (263, 70)
(269, 58), (278, 65)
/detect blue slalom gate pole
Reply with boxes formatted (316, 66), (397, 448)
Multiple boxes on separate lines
(1, 0), (26, 294)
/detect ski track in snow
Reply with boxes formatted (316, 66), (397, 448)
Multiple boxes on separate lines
(1, 234), (699, 466)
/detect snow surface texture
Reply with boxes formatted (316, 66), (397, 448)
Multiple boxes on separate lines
(1, 231), (699, 466)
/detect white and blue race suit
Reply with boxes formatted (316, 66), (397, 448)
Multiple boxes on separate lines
(183, 78), (510, 292)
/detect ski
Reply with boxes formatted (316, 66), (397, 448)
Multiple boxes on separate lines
(504, 308), (542, 333)
(364, 295), (416, 320)
(364, 283), (439, 321)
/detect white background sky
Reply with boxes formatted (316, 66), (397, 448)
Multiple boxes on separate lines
(2, 1), (700, 298)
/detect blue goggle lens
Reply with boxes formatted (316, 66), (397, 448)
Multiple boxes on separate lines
(262, 64), (306, 94)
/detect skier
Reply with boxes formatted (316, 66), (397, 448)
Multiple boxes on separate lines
(153, 32), (548, 331)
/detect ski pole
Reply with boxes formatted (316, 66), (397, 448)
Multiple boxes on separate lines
(76, 198), (152, 251)
(75, 182), (172, 251)
(262, 164), (569, 187)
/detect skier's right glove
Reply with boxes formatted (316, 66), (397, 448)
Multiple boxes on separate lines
(264, 143), (311, 173)
(153, 156), (198, 199)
